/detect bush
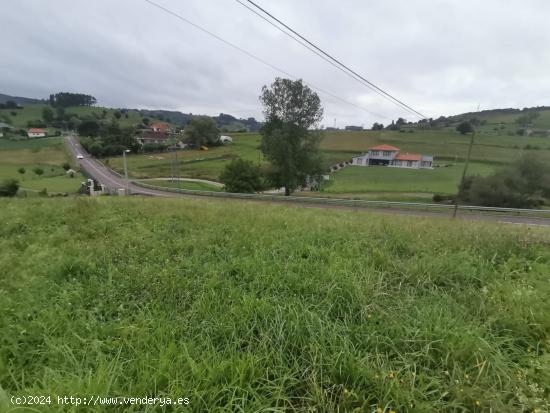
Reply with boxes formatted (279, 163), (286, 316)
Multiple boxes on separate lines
(62, 162), (71, 171)
(460, 155), (550, 208)
(33, 167), (44, 176)
(0, 179), (19, 197)
(219, 158), (264, 193)
(456, 121), (474, 135)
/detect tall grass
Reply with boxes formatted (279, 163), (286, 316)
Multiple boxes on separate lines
(0, 197), (548, 412)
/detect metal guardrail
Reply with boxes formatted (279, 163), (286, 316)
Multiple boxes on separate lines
(132, 181), (550, 219)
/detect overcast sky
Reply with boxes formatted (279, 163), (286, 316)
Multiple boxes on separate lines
(1, 0), (549, 127)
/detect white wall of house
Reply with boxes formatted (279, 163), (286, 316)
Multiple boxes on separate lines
(389, 160), (420, 169)
(27, 132), (46, 138)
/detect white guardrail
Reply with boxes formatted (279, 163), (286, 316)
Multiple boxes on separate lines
(132, 181), (550, 219)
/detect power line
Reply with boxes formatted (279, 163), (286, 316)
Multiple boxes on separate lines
(143, 0), (387, 120)
(234, 0), (378, 99)
(240, 0), (427, 119)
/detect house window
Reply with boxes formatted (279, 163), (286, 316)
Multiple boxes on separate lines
(407, 161), (413, 167)
(356, 158), (362, 165)
(370, 150), (378, 156)
(383, 151), (391, 156)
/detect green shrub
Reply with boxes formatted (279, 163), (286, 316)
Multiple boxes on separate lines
(0, 179), (19, 197)
(220, 157), (264, 193)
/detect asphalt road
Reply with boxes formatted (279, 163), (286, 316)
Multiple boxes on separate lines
(65, 136), (550, 227)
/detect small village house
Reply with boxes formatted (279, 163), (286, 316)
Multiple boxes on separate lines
(27, 128), (47, 138)
(352, 144), (433, 169)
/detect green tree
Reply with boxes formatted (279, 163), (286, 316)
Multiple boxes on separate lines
(0, 179), (19, 197)
(33, 167), (44, 177)
(17, 167), (26, 177)
(456, 121), (474, 135)
(77, 120), (100, 137)
(516, 111), (539, 127)
(220, 158), (264, 193)
(114, 110), (122, 120)
(42, 107), (54, 124)
(56, 106), (65, 120)
(460, 155), (550, 208)
(259, 77), (324, 196)
(184, 116), (220, 147)
(62, 162), (71, 171)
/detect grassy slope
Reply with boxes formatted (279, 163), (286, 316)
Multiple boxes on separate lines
(139, 179), (223, 192)
(0, 137), (84, 193)
(107, 135), (263, 181)
(326, 162), (495, 194)
(4, 105), (550, 197)
(0, 197), (549, 412)
(0, 104), (154, 129)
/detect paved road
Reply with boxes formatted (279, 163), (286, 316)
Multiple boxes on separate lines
(65, 136), (550, 227)
(66, 136), (176, 197)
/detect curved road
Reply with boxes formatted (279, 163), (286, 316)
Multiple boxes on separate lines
(65, 136), (550, 227)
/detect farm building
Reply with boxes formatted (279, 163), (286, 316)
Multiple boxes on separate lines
(27, 128), (47, 138)
(352, 144), (433, 169)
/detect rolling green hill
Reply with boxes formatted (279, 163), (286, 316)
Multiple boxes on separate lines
(2, 93), (550, 199)
(0, 197), (549, 412)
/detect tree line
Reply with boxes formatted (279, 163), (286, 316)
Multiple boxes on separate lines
(49, 92), (96, 108)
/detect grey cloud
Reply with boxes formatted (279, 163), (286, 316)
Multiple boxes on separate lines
(1, 0), (549, 126)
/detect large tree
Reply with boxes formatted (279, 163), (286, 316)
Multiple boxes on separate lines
(184, 116), (220, 147)
(259, 78), (324, 196)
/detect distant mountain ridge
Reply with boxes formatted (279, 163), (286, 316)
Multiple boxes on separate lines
(0, 93), (47, 105)
(0, 93), (261, 132)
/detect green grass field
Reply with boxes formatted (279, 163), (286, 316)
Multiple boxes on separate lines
(107, 135), (263, 180)
(325, 163), (495, 195)
(0, 136), (84, 193)
(138, 179), (223, 192)
(0, 197), (548, 412)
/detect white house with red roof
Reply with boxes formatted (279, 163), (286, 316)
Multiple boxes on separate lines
(27, 128), (47, 138)
(352, 144), (433, 169)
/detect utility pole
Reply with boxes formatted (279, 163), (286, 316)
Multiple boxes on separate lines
(453, 131), (475, 218)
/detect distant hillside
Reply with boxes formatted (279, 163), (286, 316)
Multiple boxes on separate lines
(0, 93), (46, 105)
(0, 93), (261, 132)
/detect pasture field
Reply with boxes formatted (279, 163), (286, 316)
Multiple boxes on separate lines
(0, 137), (84, 193)
(138, 179), (223, 192)
(324, 162), (495, 195)
(107, 134), (263, 180)
(0, 197), (548, 412)
(320, 130), (550, 165)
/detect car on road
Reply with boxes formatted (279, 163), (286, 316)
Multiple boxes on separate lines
(77, 154), (84, 159)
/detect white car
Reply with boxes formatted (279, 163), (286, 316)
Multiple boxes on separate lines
(76, 154), (84, 160)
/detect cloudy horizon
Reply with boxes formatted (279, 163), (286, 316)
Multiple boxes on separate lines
(1, 0), (549, 127)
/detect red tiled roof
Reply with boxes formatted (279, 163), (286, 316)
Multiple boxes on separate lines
(28, 128), (45, 133)
(394, 153), (421, 161)
(368, 144), (400, 151)
(150, 122), (170, 130)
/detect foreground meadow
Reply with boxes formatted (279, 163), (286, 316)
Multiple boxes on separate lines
(0, 197), (549, 412)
